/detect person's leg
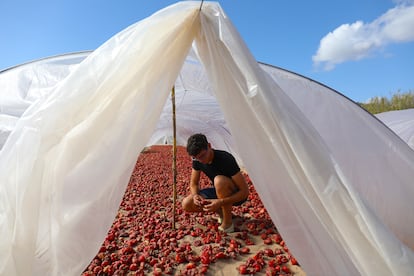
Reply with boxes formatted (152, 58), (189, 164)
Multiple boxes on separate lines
(213, 175), (238, 231)
(181, 194), (203, 212)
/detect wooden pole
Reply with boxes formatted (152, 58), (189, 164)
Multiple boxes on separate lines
(171, 86), (177, 229)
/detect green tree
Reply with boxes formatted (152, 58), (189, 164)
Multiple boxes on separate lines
(359, 90), (414, 114)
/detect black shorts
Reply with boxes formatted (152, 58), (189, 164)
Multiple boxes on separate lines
(199, 187), (247, 206)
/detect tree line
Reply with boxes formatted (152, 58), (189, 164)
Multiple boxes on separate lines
(358, 90), (414, 114)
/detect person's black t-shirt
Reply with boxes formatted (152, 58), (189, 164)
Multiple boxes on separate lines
(192, 149), (240, 182)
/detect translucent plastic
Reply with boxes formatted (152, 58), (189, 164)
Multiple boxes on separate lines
(376, 109), (414, 150)
(1, 2), (413, 275)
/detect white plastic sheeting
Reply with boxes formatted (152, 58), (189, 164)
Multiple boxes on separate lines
(0, 50), (235, 154)
(0, 2), (413, 275)
(376, 109), (414, 150)
(0, 52), (89, 150)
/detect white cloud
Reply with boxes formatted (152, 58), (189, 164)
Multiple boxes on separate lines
(392, 0), (414, 5)
(313, 2), (414, 71)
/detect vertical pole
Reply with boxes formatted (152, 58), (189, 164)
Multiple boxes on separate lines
(171, 86), (177, 230)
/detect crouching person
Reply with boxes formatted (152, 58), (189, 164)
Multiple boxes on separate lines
(182, 133), (249, 233)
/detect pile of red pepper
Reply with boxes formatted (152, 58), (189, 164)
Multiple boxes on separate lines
(82, 145), (303, 275)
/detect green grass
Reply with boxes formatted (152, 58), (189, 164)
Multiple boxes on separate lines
(358, 90), (414, 114)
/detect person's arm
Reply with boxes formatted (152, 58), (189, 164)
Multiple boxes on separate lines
(221, 171), (249, 205)
(189, 168), (201, 195)
(189, 168), (205, 207)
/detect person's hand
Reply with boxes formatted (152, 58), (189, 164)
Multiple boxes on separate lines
(193, 194), (205, 207)
(202, 199), (223, 212)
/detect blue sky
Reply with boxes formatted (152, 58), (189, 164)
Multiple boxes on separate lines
(1, 0), (413, 103)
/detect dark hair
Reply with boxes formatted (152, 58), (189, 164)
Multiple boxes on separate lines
(186, 133), (208, 156)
